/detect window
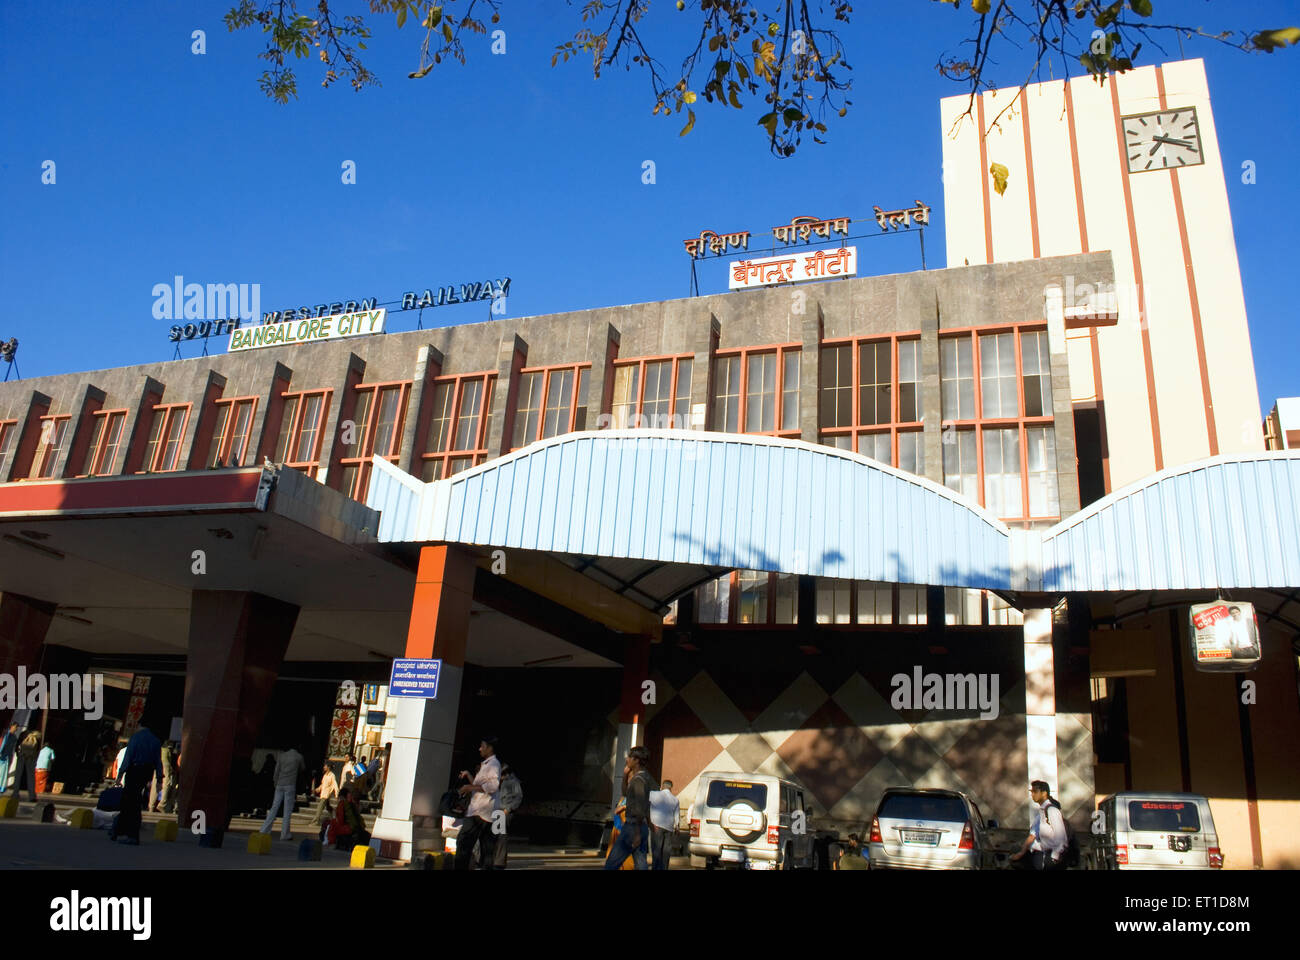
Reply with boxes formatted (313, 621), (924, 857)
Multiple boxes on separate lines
(820, 336), (923, 475)
(0, 420), (17, 479)
(138, 404), (190, 474)
(511, 365), (590, 449)
(30, 416), (71, 479)
(1021, 330), (1052, 418)
(938, 327), (1059, 521)
(713, 346), (800, 437)
(422, 373), (495, 481)
(340, 382), (410, 500)
(815, 579), (925, 625)
(988, 593), (1024, 626)
(695, 571), (797, 625)
(81, 409), (128, 476)
(205, 398), (257, 469)
(945, 588), (984, 625)
(273, 390), (332, 477)
(610, 356), (692, 429)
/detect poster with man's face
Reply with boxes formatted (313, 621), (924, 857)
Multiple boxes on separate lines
(1190, 600), (1261, 672)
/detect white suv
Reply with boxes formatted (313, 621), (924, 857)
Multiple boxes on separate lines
(688, 772), (818, 870)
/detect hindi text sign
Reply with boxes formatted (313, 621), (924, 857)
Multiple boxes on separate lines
(729, 246), (858, 290)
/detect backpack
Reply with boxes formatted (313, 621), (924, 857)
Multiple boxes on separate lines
(1047, 798), (1080, 868)
(497, 773), (523, 813)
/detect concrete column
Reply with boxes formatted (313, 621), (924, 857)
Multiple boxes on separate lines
(399, 345), (445, 476)
(1023, 606), (1058, 790)
(183, 372), (228, 470)
(798, 305), (823, 444)
(921, 290), (943, 486)
(586, 324), (621, 430)
(691, 316), (720, 430)
(0, 592), (55, 732)
(57, 385), (106, 479)
(373, 544), (475, 861)
(179, 590), (299, 834)
(321, 353), (367, 489)
(611, 633), (652, 816)
(122, 378), (165, 475)
(253, 363), (294, 465)
(486, 335), (528, 455)
(7, 391), (51, 481)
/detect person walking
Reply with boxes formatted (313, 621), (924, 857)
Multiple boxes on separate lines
(112, 725), (163, 845)
(259, 745), (307, 841)
(648, 778), (680, 870)
(12, 729), (40, 802)
(340, 753), (358, 790)
(35, 740), (55, 794)
(454, 737), (501, 871)
(0, 723), (18, 794)
(492, 762), (523, 869)
(312, 761), (339, 827)
(835, 833), (869, 870)
(1010, 780), (1069, 871)
(604, 746), (654, 871)
(157, 742), (179, 814)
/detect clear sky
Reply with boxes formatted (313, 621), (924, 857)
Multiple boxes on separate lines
(1, 1), (1297, 415)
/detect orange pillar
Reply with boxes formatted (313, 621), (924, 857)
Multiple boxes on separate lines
(374, 544), (476, 861)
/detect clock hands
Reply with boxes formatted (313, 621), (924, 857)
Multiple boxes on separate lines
(1153, 134), (1193, 148)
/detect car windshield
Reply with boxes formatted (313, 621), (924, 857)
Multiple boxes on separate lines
(1128, 801), (1201, 833)
(705, 780), (768, 808)
(877, 793), (967, 823)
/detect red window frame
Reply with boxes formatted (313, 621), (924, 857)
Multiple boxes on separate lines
(29, 415), (72, 479)
(274, 389), (333, 477)
(0, 419), (18, 478)
(138, 404), (192, 474)
(79, 408), (129, 477)
(939, 324), (1058, 524)
(608, 354), (694, 428)
(819, 333), (924, 470)
(205, 396), (259, 469)
(712, 343), (801, 438)
(509, 363), (591, 451)
(339, 380), (411, 501)
(420, 372), (495, 481)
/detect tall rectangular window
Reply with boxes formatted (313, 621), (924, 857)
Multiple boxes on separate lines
(0, 420), (18, 479)
(940, 337), (975, 421)
(422, 374), (495, 481)
(1026, 425), (1060, 517)
(982, 427), (1022, 518)
(943, 428), (979, 501)
(695, 571), (797, 625)
(138, 404), (190, 474)
(511, 365), (590, 449)
(82, 409), (128, 476)
(856, 583), (893, 624)
(979, 332), (1018, 418)
(821, 335), (923, 476)
(273, 390), (331, 478)
(898, 339), (922, 423)
(714, 346), (799, 436)
(611, 356), (693, 428)
(819, 344), (852, 428)
(1021, 330), (1052, 417)
(205, 398), (257, 469)
(340, 382), (410, 501)
(30, 416), (71, 479)
(858, 341), (891, 426)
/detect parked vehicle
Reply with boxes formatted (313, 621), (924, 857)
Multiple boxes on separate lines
(688, 772), (831, 870)
(867, 788), (997, 870)
(1090, 792), (1223, 870)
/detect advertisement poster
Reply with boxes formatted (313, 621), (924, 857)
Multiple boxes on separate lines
(1189, 600), (1261, 672)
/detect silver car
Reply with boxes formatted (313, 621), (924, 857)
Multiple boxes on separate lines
(1090, 792), (1222, 870)
(867, 788), (996, 870)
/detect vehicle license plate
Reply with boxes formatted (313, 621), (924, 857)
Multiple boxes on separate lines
(902, 830), (938, 845)
(721, 846), (747, 862)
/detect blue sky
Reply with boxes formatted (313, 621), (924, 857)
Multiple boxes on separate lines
(1, 1), (1296, 413)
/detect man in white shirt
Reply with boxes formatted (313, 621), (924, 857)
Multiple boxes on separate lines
(1220, 606), (1259, 659)
(648, 779), (680, 870)
(259, 746), (306, 841)
(454, 737), (501, 870)
(1010, 780), (1068, 870)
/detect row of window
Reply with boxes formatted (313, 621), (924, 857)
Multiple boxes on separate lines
(0, 327), (1060, 517)
(687, 573), (1025, 627)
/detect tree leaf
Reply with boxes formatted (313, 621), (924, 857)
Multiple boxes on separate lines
(396, 5), (407, 29)
(972, 0), (991, 13)
(783, 107), (803, 125)
(989, 161), (1010, 196)
(1252, 26), (1300, 52)
(680, 109), (696, 136)
(1129, 0), (1153, 16)
(758, 111), (778, 138)
(684, 90), (697, 104)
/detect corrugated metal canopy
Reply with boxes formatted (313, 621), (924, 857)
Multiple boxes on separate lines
(366, 438), (1300, 611)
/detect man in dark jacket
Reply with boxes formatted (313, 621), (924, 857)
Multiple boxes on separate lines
(111, 725), (163, 845)
(604, 746), (655, 870)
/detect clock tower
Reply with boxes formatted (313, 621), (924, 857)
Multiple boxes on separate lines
(940, 59), (1263, 494)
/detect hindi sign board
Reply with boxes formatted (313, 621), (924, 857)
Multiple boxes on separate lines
(388, 658), (442, 699)
(1189, 600), (1261, 672)
(229, 308), (387, 352)
(729, 246), (857, 290)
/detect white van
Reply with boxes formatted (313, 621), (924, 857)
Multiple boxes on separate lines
(1091, 792), (1223, 870)
(688, 772), (819, 870)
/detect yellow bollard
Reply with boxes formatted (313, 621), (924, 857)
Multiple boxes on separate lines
(350, 844), (376, 869)
(0, 795), (19, 818)
(67, 808), (94, 829)
(154, 820), (178, 842)
(247, 832), (272, 855)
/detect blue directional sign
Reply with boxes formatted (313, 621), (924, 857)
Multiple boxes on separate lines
(389, 658), (442, 699)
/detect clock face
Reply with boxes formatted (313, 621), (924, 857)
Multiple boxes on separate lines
(1122, 107), (1205, 173)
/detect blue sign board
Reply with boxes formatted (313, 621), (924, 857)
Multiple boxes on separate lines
(389, 658), (442, 699)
